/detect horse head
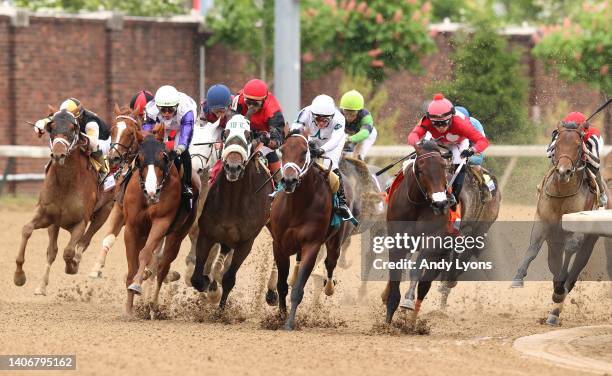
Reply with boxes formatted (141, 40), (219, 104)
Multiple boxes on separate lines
(108, 104), (142, 169)
(413, 140), (449, 215)
(47, 109), (80, 165)
(135, 133), (172, 204)
(221, 114), (253, 182)
(553, 121), (585, 183)
(280, 128), (311, 193)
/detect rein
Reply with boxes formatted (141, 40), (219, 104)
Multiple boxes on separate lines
(546, 127), (588, 198)
(405, 151), (446, 206)
(281, 134), (312, 181)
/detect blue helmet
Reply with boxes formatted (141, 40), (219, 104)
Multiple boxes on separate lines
(206, 84), (232, 110)
(455, 106), (470, 118)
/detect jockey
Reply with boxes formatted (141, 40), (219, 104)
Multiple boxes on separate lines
(129, 90), (154, 122)
(290, 94), (354, 220)
(408, 93), (489, 211)
(143, 85), (197, 199)
(547, 111), (607, 207)
(454, 106), (485, 166)
(201, 84), (233, 129)
(34, 98), (111, 179)
(232, 79), (285, 178)
(339, 89), (377, 160)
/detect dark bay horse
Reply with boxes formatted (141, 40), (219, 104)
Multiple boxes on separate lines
(123, 127), (200, 316)
(190, 114), (273, 308)
(512, 122), (602, 325)
(89, 105), (142, 278)
(14, 109), (111, 295)
(268, 129), (354, 330)
(383, 141), (452, 325)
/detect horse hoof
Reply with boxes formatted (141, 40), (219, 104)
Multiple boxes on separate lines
(545, 314), (560, 326)
(324, 280), (335, 296)
(284, 321), (295, 331)
(164, 271), (180, 283)
(399, 298), (415, 311)
(127, 283), (143, 295)
(88, 270), (102, 279)
(34, 286), (46, 296)
(207, 285), (222, 304)
(65, 262), (79, 275)
(184, 263), (195, 287)
(265, 290), (278, 306)
(511, 279), (524, 288)
(14, 271), (26, 286)
(190, 275), (209, 292)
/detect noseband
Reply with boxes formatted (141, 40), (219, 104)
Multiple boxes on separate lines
(109, 115), (139, 166)
(281, 134), (312, 185)
(553, 127), (586, 175)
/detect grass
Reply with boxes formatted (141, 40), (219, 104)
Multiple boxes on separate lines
(0, 193), (38, 211)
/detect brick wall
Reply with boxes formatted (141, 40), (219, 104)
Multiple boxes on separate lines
(0, 12), (601, 195)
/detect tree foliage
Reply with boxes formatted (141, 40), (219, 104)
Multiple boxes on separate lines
(206, 0), (436, 83)
(15, 0), (186, 16)
(434, 20), (532, 143)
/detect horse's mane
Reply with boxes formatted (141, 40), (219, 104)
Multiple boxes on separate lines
(561, 122), (579, 130)
(287, 129), (303, 138)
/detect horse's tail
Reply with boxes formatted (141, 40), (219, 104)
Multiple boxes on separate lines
(341, 157), (378, 192)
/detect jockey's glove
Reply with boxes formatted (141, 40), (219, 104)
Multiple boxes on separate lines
(460, 147), (475, 159)
(176, 145), (186, 155)
(34, 118), (50, 137)
(311, 147), (325, 158)
(258, 131), (271, 146)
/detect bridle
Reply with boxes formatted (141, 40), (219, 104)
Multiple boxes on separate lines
(136, 149), (174, 203)
(281, 134), (312, 185)
(109, 115), (140, 167)
(406, 151), (449, 207)
(48, 116), (80, 157)
(553, 126), (586, 175)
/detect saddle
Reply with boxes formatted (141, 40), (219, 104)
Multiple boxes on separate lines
(468, 165), (496, 202)
(314, 162), (340, 193)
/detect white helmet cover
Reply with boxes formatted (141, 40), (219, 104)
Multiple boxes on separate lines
(310, 94), (336, 116)
(155, 85), (180, 107)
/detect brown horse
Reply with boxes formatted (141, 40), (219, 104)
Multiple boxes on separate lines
(88, 105), (143, 278)
(190, 114), (273, 308)
(14, 109), (110, 295)
(123, 126), (200, 316)
(267, 129), (354, 330)
(512, 122), (602, 325)
(383, 141), (452, 324)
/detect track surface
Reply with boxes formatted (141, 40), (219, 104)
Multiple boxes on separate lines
(1, 202), (611, 376)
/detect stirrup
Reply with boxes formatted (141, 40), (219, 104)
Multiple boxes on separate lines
(183, 186), (193, 199)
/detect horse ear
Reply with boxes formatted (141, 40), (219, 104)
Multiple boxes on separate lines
(47, 104), (57, 116)
(152, 123), (165, 142)
(244, 130), (252, 143)
(283, 121), (289, 137)
(113, 103), (121, 117)
(302, 126), (311, 138)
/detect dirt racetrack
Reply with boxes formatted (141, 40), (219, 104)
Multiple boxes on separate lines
(1, 200), (611, 376)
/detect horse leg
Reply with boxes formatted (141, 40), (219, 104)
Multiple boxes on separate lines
(89, 202), (124, 278)
(545, 238), (566, 326)
(15, 207), (50, 286)
(563, 235), (598, 296)
(275, 250), (290, 317)
(151, 234), (182, 315)
(207, 243), (231, 304)
(127, 219), (171, 294)
(285, 243), (320, 331)
(63, 220), (88, 275)
(288, 252), (301, 287)
(385, 249), (406, 323)
(323, 240), (342, 297)
(123, 225), (144, 317)
(34, 225), (60, 296)
(219, 238), (255, 309)
(337, 237), (352, 269)
(75, 199), (113, 270)
(512, 221), (549, 288)
(190, 234), (215, 293)
(266, 262), (279, 306)
(184, 187), (207, 286)
(400, 262), (419, 310)
(411, 257), (443, 326)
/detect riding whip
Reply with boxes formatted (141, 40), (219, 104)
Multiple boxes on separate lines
(585, 98), (612, 123)
(255, 168), (280, 193)
(375, 151), (416, 176)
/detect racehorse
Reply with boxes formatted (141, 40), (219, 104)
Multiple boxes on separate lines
(89, 105), (142, 278)
(190, 115), (273, 308)
(14, 109), (111, 295)
(511, 121), (602, 325)
(123, 126), (200, 316)
(267, 129), (355, 330)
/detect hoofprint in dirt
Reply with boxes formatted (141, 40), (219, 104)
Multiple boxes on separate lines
(1, 203), (611, 376)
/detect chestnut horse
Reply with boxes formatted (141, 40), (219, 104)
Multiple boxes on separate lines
(14, 109), (111, 295)
(123, 127), (200, 316)
(512, 121), (601, 325)
(190, 115), (273, 308)
(89, 105), (142, 278)
(267, 129), (354, 330)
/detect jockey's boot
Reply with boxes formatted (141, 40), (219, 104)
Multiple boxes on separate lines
(91, 150), (108, 182)
(334, 168), (354, 220)
(595, 170), (608, 207)
(181, 151), (193, 200)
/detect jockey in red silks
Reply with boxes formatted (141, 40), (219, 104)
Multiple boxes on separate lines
(129, 90), (154, 122)
(407, 93), (489, 218)
(547, 111), (607, 207)
(232, 79), (285, 179)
